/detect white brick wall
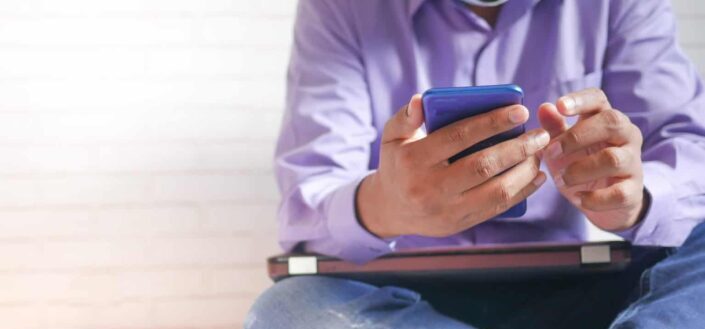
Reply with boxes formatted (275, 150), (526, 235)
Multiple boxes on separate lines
(0, 1), (292, 328)
(0, 1), (702, 328)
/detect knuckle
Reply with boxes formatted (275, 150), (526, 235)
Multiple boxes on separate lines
(603, 148), (624, 169)
(565, 129), (582, 146)
(529, 157), (540, 174)
(492, 200), (510, 216)
(580, 198), (599, 212)
(612, 185), (631, 206)
(487, 112), (503, 132)
(582, 88), (608, 105)
(603, 110), (626, 128)
(616, 111), (630, 125)
(518, 137), (533, 159)
(495, 181), (513, 204)
(471, 155), (497, 179)
(562, 169), (576, 186)
(631, 124), (644, 144)
(400, 104), (409, 115)
(592, 88), (608, 102)
(585, 87), (600, 94)
(446, 126), (469, 144)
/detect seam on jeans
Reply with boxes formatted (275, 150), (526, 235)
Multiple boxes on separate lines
(639, 268), (652, 297)
(612, 266), (660, 328)
(666, 246), (678, 257)
(327, 309), (389, 329)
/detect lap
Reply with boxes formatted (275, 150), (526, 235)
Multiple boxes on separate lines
(246, 248), (667, 329)
(245, 276), (473, 329)
(413, 246), (669, 329)
(246, 223), (705, 329)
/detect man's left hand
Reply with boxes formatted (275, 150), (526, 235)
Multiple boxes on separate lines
(537, 88), (648, 232)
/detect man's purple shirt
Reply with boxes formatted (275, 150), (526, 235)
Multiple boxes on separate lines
(275, 0), (705, 263)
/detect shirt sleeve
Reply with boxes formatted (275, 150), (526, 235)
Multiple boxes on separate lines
(274, 0), (394, 264)
(605, 0), (705, 246)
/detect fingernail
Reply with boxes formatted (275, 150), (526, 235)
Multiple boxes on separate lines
(532, 174), (547, 187)
(545, 142), (563, 159)
(554, 174), (565, 188)
(406, 104), (412, 117)
(509, 106), (528, 124)
(534, 130), (550, 148)
(562, 97), (576, 115)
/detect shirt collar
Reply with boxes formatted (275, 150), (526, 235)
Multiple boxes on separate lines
(407, 0), (543, 19)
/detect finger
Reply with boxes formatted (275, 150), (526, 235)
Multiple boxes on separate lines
(577, 179), (642, 212)
(548, 141), (609, 172)
(441, 128), (550, 193)
(537, 102), (568, 139)
(557, 88), (612, 117)
(457, 157), (545, 223)
(556, 147), (635, 188)
(414, 104), (529, 164)
(544, 109), (637, 159)
(381, 94), (425, 144)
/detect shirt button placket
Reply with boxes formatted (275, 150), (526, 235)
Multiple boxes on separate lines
(473, 38), (498, 87)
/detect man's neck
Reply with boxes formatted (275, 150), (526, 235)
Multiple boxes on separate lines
(466, 5), (502, 28)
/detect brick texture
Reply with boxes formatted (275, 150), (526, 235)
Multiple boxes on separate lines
(0, 1), (702, 328)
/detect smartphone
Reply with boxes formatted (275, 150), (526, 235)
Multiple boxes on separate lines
(422, 84), (526, 218)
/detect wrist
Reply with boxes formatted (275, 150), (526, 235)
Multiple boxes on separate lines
(355, 173), (397, 238)
(632, 187), (652, 226)
(615, 187), (651, 232)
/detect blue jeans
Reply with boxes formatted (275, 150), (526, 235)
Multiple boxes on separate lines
(246, 222), (705, 328)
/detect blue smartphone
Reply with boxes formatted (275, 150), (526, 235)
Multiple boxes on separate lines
(422, 84), (526, 218)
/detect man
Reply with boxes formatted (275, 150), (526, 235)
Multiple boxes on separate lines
(246, 0), (705, 328)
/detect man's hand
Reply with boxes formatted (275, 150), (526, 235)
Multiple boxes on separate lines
(538, 88), (647, 232)
(357, 95), (549, 238)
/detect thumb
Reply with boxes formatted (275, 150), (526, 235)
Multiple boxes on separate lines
(537, 102), (568, 139)
(382, 94), (425, 144)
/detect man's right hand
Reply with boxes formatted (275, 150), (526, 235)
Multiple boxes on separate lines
(357, 94), (550, 238)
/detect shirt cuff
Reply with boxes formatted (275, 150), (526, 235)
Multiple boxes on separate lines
(323, 173), (396, 264)
(614, 162), (679, 246)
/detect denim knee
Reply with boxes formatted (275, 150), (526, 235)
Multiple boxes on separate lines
(244, 276), (380, 329)
(687, 221), (705, 244)
(674, 221), (705, 257)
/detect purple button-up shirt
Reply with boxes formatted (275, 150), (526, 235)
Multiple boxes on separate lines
(275, 0), (705, 263)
